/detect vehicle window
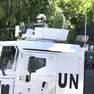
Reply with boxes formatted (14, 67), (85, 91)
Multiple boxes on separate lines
(36, 58), (46, 70)
(1, 46), (16, 69)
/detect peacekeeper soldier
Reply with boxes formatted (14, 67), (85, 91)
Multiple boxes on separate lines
(36, 14), (48, 27)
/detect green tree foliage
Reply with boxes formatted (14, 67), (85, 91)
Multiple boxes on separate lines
(57, 0), (93, 43)
(0, 0), (50, 40)
(0, 0), (93, 43)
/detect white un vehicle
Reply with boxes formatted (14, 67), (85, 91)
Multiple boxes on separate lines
(0, 14), (93, 94)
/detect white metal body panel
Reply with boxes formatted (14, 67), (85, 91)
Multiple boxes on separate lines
(0, 40), (84, 94)
(56, 53), (84, 94)
(14, 52), (57, 94)
(0, 41), (83, 53)
(15, 75), (56, 94)
(15, 50), (84, 94)
(24, 28), (69, 41)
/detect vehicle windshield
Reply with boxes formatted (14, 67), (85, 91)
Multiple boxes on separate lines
(0, 46), (16, 70)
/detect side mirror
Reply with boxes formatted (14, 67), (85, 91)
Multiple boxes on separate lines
(27, 56), (36, 75)
(0, 57), (6, 76)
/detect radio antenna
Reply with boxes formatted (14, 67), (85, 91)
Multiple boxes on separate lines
(84, 0), (88, 47)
